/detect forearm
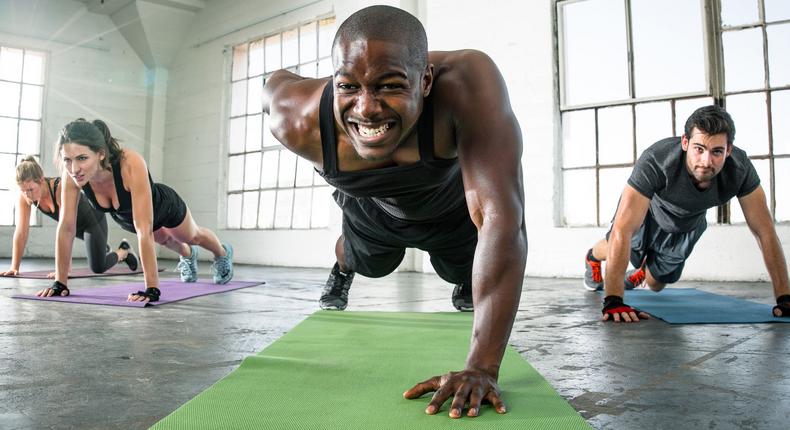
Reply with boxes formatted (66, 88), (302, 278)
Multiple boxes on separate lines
(136, 228), (159, 289)
(603, 230), (630, 297)
(55, 225), (76, 283)
(465, 222), (526, 379)
(10, 231), (28, 270)
(758, 234), (790, 298)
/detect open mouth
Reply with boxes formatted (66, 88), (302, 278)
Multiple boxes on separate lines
(349, 121), (394, 143)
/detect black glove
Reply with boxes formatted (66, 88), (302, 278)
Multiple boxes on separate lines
(49, 280), (69, 296)
(602, 295), (639, 316)
(773, 294), (790, 317)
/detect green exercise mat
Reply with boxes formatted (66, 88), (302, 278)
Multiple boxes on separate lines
(151, 311), (591, 430)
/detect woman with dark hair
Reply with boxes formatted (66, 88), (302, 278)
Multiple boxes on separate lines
(2, 156), (137, 277)
(36, 119), (233, 302)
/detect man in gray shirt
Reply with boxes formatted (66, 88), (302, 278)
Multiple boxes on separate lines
(582, 105), (790, 322)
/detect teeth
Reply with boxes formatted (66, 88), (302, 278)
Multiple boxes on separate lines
(358, 124), (390, 137)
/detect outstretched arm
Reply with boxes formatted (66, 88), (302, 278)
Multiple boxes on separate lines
(123, 151), (159, 295)
(36, 173), (79, 296)
(739, 186), (790, 313)
(404, 50), (526, 418)
(1, 195), (32, 276)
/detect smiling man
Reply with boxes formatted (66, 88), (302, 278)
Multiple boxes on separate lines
(262, 5), (526, 419)
(582, 105), (790, 322)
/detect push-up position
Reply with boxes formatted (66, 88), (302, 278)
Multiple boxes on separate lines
(2, 156), (137, 277)
(36, 119), (234, 302)
(263, 6), (527, 418)
(583, 105), (790, 322)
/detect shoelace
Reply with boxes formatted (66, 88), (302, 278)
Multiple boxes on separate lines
(177, 258), (195, 277)
(589, 259), (603, 282)
(325, 273), (350, 296)
(212, 256), (231, 276)
(628, 269), (646, 286)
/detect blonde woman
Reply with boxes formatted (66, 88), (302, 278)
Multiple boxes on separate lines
(1, 156), (137, 277)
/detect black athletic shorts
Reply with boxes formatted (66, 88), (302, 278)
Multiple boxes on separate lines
(111, 183), (188, 234)
(334, 190), (477, 285)
(607, 209), (707, 284)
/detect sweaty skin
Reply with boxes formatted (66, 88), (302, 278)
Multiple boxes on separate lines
(263, 41), (527, 418)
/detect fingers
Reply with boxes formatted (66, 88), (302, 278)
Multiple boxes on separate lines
(403, 377), (440, 399)
(426, 384), (454, 415)
(448, 386), (471, 418)
(466, 386), (485, 417)
(638, 311), (650, 320)
(126, 294), (150, 302)
(46, 272), (56, 279)
(485, 390), (507, 414)
(604, 311), (647, 323)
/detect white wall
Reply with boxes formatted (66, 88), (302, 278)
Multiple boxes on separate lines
(0, 0), (149, 260)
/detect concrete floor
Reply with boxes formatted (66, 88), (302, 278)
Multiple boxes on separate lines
(1, 258), (788, 430)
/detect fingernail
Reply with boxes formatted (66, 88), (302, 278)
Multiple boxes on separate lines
(469, 408), (478, 416)
(425, 406), (435, 414)
(450, 408), (459, 418)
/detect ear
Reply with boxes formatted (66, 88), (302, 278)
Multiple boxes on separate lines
(681, 134), (689, 151)
(422, 64), (434, 98)
(726, 144), (733, 157)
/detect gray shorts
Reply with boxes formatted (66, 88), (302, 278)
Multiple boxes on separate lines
(607, 209), (707, 284)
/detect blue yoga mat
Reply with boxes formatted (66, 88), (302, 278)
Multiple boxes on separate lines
(602, 288), (790, 324)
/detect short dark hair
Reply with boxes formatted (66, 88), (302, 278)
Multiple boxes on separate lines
(684, 105), (736, 146)
(332, 5), (428, 70)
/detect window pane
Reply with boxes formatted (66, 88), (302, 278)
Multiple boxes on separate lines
(258, 190), (276, 228)
(300, 22), (317, 64)
(282, 29), (299, 67)
(775, 158), (790, 221)
(631, 0), (705, 98)
(721, 0), (760, 26)
(730, 159), (770, 223)
(231, 80), (247, 117)
(726, 92), (769, 155)
(674, 97), (714, 136)
(295, 156), (314, 186)
(274, 189), (294, 228)
(244, 152), (261, 190)
(0, 154), (16, 190)
(227, 193), (242, 229)
(563, 169), (596, 226)
(22, 51), (45, 85)
(772, 90), (790, 155)
(318, 57), (333, 78)
(0, 117), (17, 151)
(262, 114), (279, 147)
(766, 0), (790, 21)
(242, 191), (259, 228)
(723, 29), (765, 92)
(265, 35), (281, 72)
(228, 155), (244, 191)
(249, 40), (264, 77)
(20, 84), (42, 119)
(0, 190), (14, 225)
(0, 81), (21, 117)
(299, 62), (318, 79)
(635, 102), (672, 157)
(0, 47), (23, 81)
(598, 105), (634, 165)
(261, 150), (279, 188)
(292, 188), (312, 228)
(18, 120), (39, 155)
(278, 150), (297, 187)
(245, 114), (261, 152)
(559, 0), (629, 106)
(232, 44), (248, 81)
(599, 167), (631, 226)
(767, 23), (790, 88)
(246, 75), (262, 114)
(228, 117), (245, 154)
(561, 110), (595, 168)
(311, 186), (331, 228)
(318, 17), (336, 58)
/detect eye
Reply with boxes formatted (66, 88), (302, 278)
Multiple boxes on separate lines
(381, 83), (403, 90)
(336, 82), (357, 92)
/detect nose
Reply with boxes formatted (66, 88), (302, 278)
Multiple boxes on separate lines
(353, 90), (381, 119)
(700, 150), (712, 166)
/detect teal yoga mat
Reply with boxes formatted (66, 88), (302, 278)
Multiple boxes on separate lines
(605, 288), (790, 324)
(151, 311), (591, 430)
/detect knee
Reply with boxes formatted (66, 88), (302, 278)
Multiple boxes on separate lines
(647, 280), (666, 292)
(89, 259), (108, 274)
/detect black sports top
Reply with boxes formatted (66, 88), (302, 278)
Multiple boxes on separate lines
(36, 177), (100, 233)
(316, 81), (466, 221)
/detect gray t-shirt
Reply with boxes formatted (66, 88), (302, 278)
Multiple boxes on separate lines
(627, 137), (760, 233)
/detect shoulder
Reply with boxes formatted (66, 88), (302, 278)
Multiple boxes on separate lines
(265, 72), (328, 161)
(639, 137), (680, 164)
(118, 149), (149, 182)
(430, 50), (508, 109)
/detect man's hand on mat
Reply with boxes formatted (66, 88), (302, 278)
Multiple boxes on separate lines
(773, 295), (790, 317)
(0, 268), (19, 276)
(601, 295), (650, 323)
(403, 369), (506, 418)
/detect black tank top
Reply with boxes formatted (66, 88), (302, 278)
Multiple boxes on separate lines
(81, 158), (163, 231)
(36, 177), (100, 233)
(317, 81), (466, 221)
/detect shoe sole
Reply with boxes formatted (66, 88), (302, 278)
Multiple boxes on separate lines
(582, 279), (603, 291)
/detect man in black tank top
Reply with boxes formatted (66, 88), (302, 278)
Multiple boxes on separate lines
(263, 6), (526, 420)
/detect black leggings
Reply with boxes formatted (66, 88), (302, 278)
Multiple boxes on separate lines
(76, 214), (119, 273)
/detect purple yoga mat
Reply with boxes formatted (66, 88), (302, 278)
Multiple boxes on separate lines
(12, 279), (264, 307)
(11, 266), (164, 279)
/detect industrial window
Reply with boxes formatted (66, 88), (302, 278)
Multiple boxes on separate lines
(0, 46), (46, 227)
(556, 0), (790, 226)
(226, 17), (336, 229)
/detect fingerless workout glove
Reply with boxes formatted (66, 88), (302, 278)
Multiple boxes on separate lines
(602, 295), (637, 316)
(774, 294), (790, 317)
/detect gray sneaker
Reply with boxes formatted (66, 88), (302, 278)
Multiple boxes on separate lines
(177, 245), (199, 282)
(624, 268), (645, 290)
(583, 249), (604, 291)
(319, 263), (354, 310)
(212, 244), (234, 284)
(452, 283), (473, 312)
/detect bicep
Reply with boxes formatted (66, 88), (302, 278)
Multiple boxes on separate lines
(612, 185), (651, 235)
(59, 176), (81, 222)
(125, 157), (155, 226)
(739, 185), (773, 235)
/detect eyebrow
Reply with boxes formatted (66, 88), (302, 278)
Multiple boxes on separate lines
(334, 71), (409, 81)
(692, 142), (726, 151)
